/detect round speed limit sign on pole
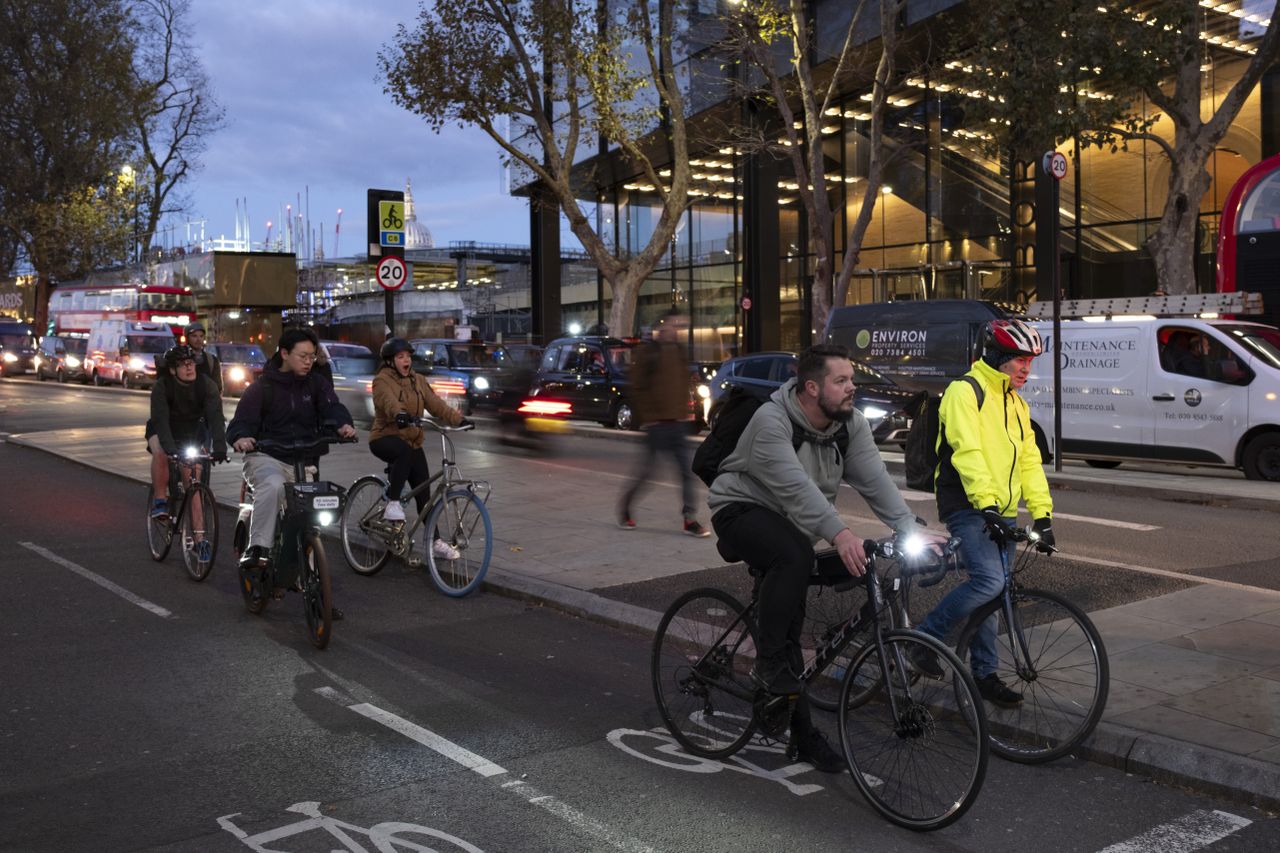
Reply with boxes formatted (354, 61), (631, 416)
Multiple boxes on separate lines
(1043, 151), (1068, 181)
(376, 255), (407, 290)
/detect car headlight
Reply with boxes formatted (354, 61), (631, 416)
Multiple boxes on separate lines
(860, 405), (889, 421)
(64, 356), (81, 368)
(229, 366), (246, 382)
(473, 376), (490, 391)
(2, 352), (16, 363)
(129, 356), (145, 370)
(696, 383), (710, 399)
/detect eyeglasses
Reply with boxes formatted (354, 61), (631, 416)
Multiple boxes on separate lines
(291, 350), (318, 362)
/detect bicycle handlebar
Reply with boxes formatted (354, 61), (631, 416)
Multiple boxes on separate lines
(984, 518), (1058, 554)
(403, 415), (475, 432)
(248, 433), (359, 455)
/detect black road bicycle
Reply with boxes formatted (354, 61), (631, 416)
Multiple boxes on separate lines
(145, 449), (221, 582)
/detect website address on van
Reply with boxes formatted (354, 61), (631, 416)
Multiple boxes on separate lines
(1029, 400), (1117, 412)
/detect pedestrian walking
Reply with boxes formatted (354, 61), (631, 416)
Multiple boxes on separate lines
(618, 309), (710, 536)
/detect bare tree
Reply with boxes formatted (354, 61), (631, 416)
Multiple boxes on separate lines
(380, 0), (693, 336)
(127, 0), (225, 259)
(725, 0), (905, 334)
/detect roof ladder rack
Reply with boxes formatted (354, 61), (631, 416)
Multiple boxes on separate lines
(1023, 291), (1264, 320)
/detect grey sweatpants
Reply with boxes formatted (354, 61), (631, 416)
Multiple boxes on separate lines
(242, 453), (296, 549)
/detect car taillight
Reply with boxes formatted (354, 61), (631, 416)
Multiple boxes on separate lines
(519, 399), (572, 417)
(431, 379), (467, 396)
(365, 380), (373, 394)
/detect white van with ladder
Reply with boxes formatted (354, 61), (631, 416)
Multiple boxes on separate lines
(1023, 292), (1280, 481)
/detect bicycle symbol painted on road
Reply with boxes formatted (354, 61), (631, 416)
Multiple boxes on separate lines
(607, 721), (828, 797)
(217, 800), (485, 852)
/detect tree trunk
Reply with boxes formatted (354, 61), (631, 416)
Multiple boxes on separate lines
(1147, 159), (1211, 295)
(607, 269), (643, 338)
(33, 273), (51, 333)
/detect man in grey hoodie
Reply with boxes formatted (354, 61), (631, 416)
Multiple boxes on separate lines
(708, 344), (944, 770)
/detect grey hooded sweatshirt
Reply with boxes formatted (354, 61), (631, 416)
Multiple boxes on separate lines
(707, 378), (918, 544)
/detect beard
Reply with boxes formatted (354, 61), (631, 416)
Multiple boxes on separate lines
(819, 394), (855, 422)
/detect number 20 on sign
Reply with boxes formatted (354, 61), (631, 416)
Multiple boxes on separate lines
(376, 256), (407, 291)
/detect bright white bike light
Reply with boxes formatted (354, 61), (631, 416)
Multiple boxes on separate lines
(184, 446), (199, 459)
(317, 511), (335, 526)
(901, 535), (927, 558)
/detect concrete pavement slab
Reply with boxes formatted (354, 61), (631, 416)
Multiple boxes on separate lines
(1108, 704), (1280, 757)
(1165, 619), (1280, 668)
(1167, 675), (1280, 739)
(1109, 642), (1264, 694)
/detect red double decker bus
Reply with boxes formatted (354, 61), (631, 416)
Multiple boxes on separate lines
(48, 283), (198, 337)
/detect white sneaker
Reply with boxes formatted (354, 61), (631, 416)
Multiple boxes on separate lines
(432, 539), (460, 561)
(382, 501), (406, 522)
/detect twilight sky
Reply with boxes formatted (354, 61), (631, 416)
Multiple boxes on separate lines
(183, 0), (532, 257)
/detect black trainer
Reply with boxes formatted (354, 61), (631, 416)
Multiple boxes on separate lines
(751, 659), (803, 695)
(792, 727), (844, 774)
(975, 674), (1022, 708)
(908, 642), (945, 679)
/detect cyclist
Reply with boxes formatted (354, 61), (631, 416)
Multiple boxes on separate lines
(183, 322), (223, 394)
(369, 337), (471, 560)
(146, 345), (226, 560)
(912, 318), (1054, 708)
(708, 343), (945, 772)
(227, 328), (356, 611)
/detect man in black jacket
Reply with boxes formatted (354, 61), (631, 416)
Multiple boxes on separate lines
(227, 328), (355, 606)
(185, 322), (223, 394)
(147, 344), (227, 522)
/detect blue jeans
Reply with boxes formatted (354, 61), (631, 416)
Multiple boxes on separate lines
(917, 509), (1013, 679)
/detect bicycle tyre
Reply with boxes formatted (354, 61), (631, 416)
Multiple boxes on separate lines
(301, 533), (333, 649)
(955, 588), (1108, 764)
(180, 484), (219, 581)
(838, 630), (988, 832)
(651, 588), (759, 759)
(340, 476), (392, 576)
(424, 489), (492, 597)
(145, 487), (173, 561)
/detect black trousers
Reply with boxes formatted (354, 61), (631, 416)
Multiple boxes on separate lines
(369, 436), (431, 516)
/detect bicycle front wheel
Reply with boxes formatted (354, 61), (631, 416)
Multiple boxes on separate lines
(180, 484), (219, 581)
(838, 630), (988, 832)
(424, 489), (492, 597)
(301, 533), (333, 649)
(340, 476), (392, 576)
(145, 487), (173, 561)
(956, 588), (1109, 764)
(651, 588), (759, 759)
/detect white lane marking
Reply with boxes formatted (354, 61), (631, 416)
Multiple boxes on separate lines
(1097, 809), (1251, 853)
(314, 687), (657, 853)
(1039, 511), (1159, 531)
(18, 541), (174, 619)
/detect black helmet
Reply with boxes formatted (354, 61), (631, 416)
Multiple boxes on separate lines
(163, 344), (197, 369)
(380, 337), (414, 362)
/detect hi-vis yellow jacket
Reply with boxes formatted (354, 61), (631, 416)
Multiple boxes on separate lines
(934, 359), (1053, 521)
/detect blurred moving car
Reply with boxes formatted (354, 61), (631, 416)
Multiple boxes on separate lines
(408, 338), (508, 414)
(319, 340), (378, 423)
(706, 351), (923, 445)
(0, 321), (39, 376)
(35, 335), (90, 383)
(205, 342), (266, 396)
(527, 335), (639, 429)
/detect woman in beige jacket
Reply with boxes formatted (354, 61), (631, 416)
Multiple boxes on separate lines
(369, 338), (468, 559)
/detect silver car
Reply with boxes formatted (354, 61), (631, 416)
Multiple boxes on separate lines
(319, 341), (378, 424)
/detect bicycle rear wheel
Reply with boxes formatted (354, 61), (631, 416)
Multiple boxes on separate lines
(651, 588), (759, 759)
(180, 484), (219, 581)
(424, 489), (492, 597)
(956, 588), (1108, 764)
(838, 630), (987, 832)
(301, 533), (333, 649)
(145, 487), (173, 561)
(340, 476), (392, 575)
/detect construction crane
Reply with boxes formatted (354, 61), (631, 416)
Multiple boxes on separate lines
(334, 208), (342, 259)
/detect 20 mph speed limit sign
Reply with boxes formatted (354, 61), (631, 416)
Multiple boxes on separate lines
(376, 255), (407, 290)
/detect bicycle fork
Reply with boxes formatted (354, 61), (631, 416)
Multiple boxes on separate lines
(995, 546), (1038, 683)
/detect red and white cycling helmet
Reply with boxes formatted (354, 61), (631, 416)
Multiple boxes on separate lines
(983, 319), (1043, 358)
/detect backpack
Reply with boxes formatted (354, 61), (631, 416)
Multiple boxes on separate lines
(903, 375), (984, 492)
(691, 386), (850, 487)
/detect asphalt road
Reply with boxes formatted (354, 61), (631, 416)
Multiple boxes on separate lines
(2, 380), (1279, 851)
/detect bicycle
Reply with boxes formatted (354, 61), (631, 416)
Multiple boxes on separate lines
(948, 520), (1110, 764)
(144, 447), (221, 582)
(217, 800), (484, 852)
(339, 417), (492, 597)
(231, 432), (356, 649)
(651, 536), (989, 832)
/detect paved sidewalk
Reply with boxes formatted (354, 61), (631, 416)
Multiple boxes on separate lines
(6, 421), (1280, 811)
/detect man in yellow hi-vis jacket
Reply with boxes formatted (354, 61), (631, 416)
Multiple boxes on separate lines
(913, 318), (1054, 708)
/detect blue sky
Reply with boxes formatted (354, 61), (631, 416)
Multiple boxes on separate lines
(184, 1), (532, 256)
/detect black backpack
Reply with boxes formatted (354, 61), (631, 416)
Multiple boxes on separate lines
(903, 375), (984, 492)
(692, 386), (849, 487)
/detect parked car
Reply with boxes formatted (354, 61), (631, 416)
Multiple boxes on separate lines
(706, 351), (924, 445)
(319, 340), (378, 423)
(526, 335), (641, 429)
(86, 320), (175, 388)
(205, 342), (267, 396)
(35, 335), (90, 383)
(408, 338), (508, 414)
(0, 321), (39, 376)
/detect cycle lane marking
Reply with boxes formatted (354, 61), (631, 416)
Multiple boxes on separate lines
(314, 686), (659, 853)
(1096, 808), (1251, 852)
(18, 541), (174, 619)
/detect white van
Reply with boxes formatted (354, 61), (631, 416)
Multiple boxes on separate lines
(86, 320), (176, 389)
(1024, 295), (1280, 481)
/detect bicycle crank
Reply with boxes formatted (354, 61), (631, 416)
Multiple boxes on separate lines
(753, 690), (796, 739)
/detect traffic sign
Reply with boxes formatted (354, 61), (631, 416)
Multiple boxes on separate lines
(379, 200), (405, 247)
(1044, 151), (1068, 181)
(376, 255), (407, 290)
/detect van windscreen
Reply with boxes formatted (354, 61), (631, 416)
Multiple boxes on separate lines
(127, 335), (173, 353)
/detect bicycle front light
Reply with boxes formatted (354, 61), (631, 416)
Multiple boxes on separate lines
(229, 366), (246, 383)
(900, 534), (927, 559)
(317, 511), (335, 526)
(184, 446), (200, 459)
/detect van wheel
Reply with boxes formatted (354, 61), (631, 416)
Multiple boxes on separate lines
(1243, 433), (1280, 481)
(122, 373), (132, 390)
(93, 371), (105, 387)
(1085, 460), (1122, 470)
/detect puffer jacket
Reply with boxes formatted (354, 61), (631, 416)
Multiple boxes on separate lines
(369, 366), (463, 447)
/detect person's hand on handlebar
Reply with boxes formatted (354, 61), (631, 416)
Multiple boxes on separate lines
(233, 437), (256, 453)
(458, 417), (475, 429)
(907, 528), (951, 558)
(395, 412), (413, 428)
(1031, 517), (1056, 553)
(337, 424), (357, 439)
(211, 450), (228, 464)
(832, 528), (868, 576)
